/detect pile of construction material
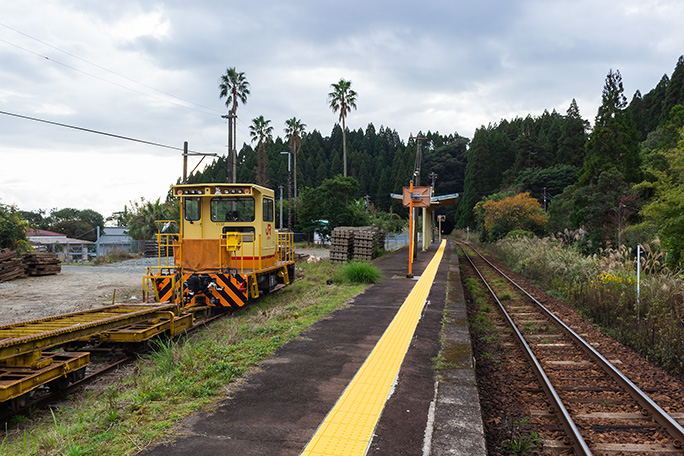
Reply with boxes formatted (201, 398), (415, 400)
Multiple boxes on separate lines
(144, 239), (174, 257)
(22, 252), (61, 276)
(0, 249), (25, 282)
(329, 227), (386, 264)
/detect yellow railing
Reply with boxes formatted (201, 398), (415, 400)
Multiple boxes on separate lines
(143, 220), (179, 303)
(217, 231), (294, 274)
(277, 231), (294, 262)
(219, 232), (260, 274)
(143, 267), (176, 303)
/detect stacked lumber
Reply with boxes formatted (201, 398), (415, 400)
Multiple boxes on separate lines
(329, 227), (386, 264)
(22, 251), (61, 276)
(0, 249), (25, 282)
(329, 227), (354, 264)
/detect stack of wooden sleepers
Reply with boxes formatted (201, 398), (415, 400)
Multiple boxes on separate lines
(22, 251), (61, 276)
(0, 249), (25, 282)
(329, 226), (386, 264)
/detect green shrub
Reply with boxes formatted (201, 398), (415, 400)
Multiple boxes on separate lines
(334, 261), (383, 284)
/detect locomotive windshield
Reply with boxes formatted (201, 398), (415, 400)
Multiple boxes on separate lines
(210, 197), (255, 222)
(185, 197), (201, 221)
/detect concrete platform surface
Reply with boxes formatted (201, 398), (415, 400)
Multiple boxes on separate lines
(137, 240), (486, 456)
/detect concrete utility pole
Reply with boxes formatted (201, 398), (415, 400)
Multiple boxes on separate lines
(410, 135), (427, 255)
(183, 141), (188, 183)
(221, 113), (237, 183)
(429, 171), (437, 243)
(410, 136), (427, 186)
(231, 113), (237, 183)
(279, 186), (284, 230)
(280, 152), (292, 232)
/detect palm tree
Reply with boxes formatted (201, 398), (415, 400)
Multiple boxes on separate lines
(328, 78), (357, 177)
(249, 116), (273, 186)
(284, 117), (306, 199)
(219, 67), (250, 183)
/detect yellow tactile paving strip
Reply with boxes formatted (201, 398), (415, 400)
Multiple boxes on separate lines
(301, 240), (446, 456)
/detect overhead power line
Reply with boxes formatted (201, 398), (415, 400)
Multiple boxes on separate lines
(0, 22), (223, 117)
(0, 109), (215, 155)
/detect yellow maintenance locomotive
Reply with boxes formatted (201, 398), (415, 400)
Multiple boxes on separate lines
(144, 183), (295, 308)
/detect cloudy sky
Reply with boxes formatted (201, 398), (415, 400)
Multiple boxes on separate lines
(1, 0), (683, 220)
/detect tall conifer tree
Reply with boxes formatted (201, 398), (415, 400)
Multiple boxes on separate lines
(579, 69), (641, 185)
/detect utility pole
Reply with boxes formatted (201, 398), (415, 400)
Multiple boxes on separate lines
(410, 135), (427, 186)
(410, 135), (426, 255)
(221, 113), (231, 182)
(280, 151), (292, 232)
(182, 142), (218, 184)
(429, 171), (437, 244)
(221, 112), (237, 183)
(183, 141), (188, 183)
(231, 112), (237, 183)
(279, 186), (284, 230)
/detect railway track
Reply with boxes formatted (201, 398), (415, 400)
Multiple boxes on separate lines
(460, 242), (684, 455)
(0, 307), (226, 424)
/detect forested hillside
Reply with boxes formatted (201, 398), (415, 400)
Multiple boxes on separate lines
(453, 56), (684, 261)
(454, 100), (588, 228)
(186, 56), (684, 263)
(185, 125), (468, 213)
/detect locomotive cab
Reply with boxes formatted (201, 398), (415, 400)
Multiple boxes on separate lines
(145, 183), (295, 308)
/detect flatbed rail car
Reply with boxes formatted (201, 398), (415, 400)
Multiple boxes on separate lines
(144, 183), (295, 309)
(0, 304), (190, 410)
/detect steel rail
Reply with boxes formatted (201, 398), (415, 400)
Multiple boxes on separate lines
(459, 245), (592, 455)
(467, 243), (684, 448)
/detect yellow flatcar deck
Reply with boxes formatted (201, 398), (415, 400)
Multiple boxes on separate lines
(301, 240), (446, 456)
(0, 304), (179, 361)
(99, 312), (193, 342)
(0, 351), (90, 404)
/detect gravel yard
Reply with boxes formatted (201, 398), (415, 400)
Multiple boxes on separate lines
(0, 258), (158, 325)
(0, 249), (329, 326)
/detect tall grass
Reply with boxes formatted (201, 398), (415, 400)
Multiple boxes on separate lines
(489, 236), (684, 377)
(334, 261), (383, 284)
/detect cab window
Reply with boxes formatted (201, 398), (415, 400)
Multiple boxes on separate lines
(263, 198), (274, 222)
(211, 197), (255, 222)
(185, 197), (201, 221)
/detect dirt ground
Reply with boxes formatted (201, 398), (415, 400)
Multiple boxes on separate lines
(0, 262), (149, 326)
(0, 249), (329, 326)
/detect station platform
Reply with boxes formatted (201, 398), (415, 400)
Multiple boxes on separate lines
(138, 239), (486, 456)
